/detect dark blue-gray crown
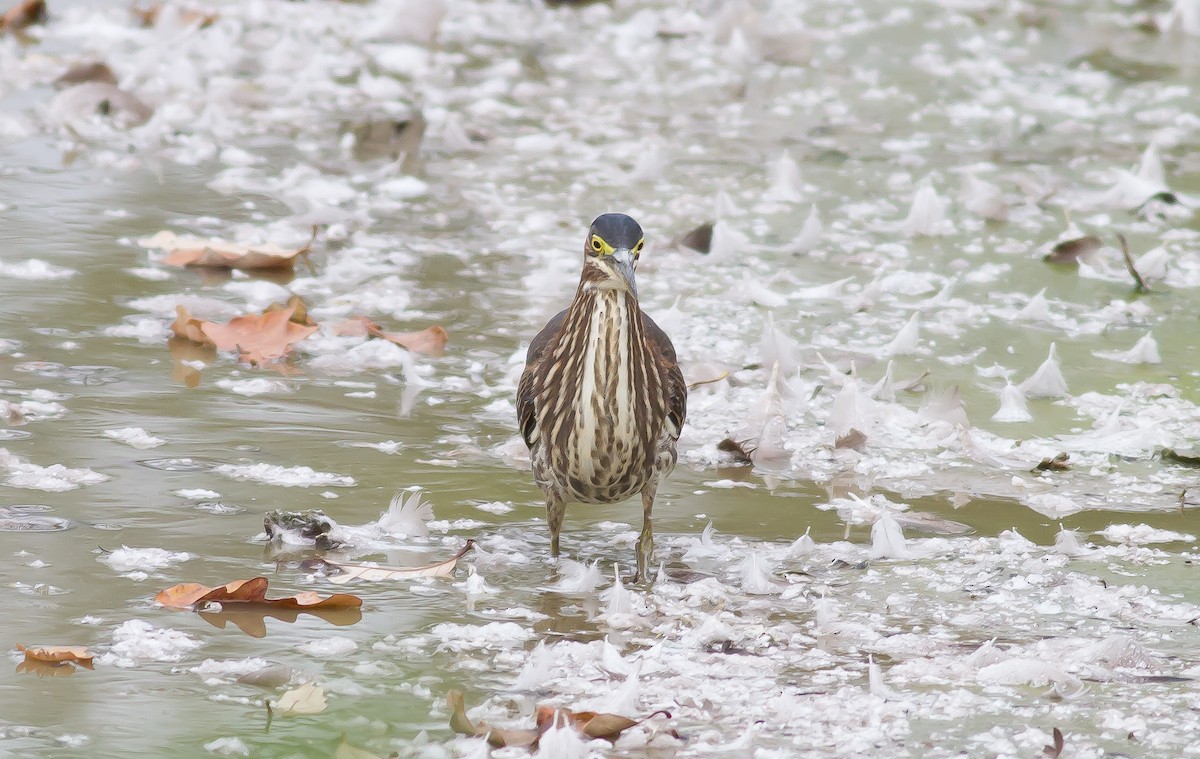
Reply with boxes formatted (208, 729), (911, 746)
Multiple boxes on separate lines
(588, 213), (644, 250)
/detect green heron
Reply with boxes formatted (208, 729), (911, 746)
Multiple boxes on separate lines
(517, 213), (687, 581)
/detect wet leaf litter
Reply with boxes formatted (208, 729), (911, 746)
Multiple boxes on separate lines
(1, 0), (1200, 756)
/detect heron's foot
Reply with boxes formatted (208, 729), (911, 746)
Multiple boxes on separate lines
(634, 526), (654, 584)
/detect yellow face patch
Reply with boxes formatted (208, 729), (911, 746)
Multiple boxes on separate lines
(589, 235), (614, 255)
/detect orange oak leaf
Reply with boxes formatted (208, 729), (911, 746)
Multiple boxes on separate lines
(17, 645), (94, 667)
(154, 577), (362, 611)
(139, 227), (314, 271)
(264, 295), (316, 327)
(200, 304), (318, 365)
(170, 305), (211, 345)
(333, 317), (448, 357)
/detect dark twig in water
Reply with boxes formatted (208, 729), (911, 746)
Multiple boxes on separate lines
(1117, 234), (1148, 293)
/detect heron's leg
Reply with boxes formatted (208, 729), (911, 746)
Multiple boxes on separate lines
(546, 493), (565, 558)
(635, 483), (656, 582)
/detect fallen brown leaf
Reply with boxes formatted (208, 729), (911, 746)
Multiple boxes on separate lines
(0, 0), (46, 33)
(17, 644), (94, 666)
(1162, 448), (1200, 467)
(54, 60), (117, 88)
(1043, 727), (1065, 758)
(140, 227), (315, 271)
(273, 682), (326, 714)
(319, 541), (473, 584)
(446, 689), (672, 749)
(170, 305), (210, 344)
(200, 303), (319, 365)
(333, 317), (448, 357)
(1043, 235), (1101, 265)
(447, 689), (539, 749)
(835, 429), (868, 451)
(672, 221), (714, 254)
(154, 577), (362, 611)
(264, 295), (316, 327)
(1035, 452), (1070, 472)
(131, 3), (217, 28)
(535, 706), (672, 743)
(716, 437), (754, 465)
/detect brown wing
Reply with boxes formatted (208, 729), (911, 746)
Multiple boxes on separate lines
(516, 308), (567, 449)
(642, 311), (687, 438)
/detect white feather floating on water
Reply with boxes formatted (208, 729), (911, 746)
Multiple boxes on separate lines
(682, 522), (722, 561)
(763, 150), (805, 202)
(602, 564), (631, 616)
(551, 559), (604, 594)
(708, 220), (748, 261)
(870, 513), (911, 559)
(593, 661), (642, 715)
(793, 204), (823, 251)
(376, 489), (432, 537)
(881, 312), (921, 357)
(1134, 246), (1170, 283)
(1160, 0), (1200, 34)
(1015, 288), (1052, 322)
(759, 313), (799, 375)
(868, 361), (896, 403)
(959, 172), (1008, 222)
(1093, 332), (1161, 364)
(992, 383), (1033, 423)
(868, 654), (898, 699)
(1053, 525), (1091, 558)
(829, 377), (874, 438)
(1018, 343), (1069, 398)
(737, 551), (778, 594)
(513, 640), (554, 690)
(1096, 144), (1172, 210)
(788, 527), (816, 557)
(533, 715), (591, 759)
(901, 178), (950, 236)
(714, 188), (740, 219)
(628, 139), (666, 182)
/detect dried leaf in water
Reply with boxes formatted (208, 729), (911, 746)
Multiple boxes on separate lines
(132, 2), (217, 28)
(673, 222), (714, 254)
(835, 429), (867, 451)
(1043, 235), (1101, 265)
(534, 706), (672, 743)
(274, 682), (326, 715)
(154, 576), (362, 611)
(446, 689), (539, 748)
(319, 541), (473, 584)
(263, 295), (316, 327)
(139, 228), (315, 271)
(1117, 234), (1149, 293)
(1035, 452), (1070, 472)
(0, 0), (46, 33)
(716, 438), (754, 465)
(1043, 727), (1065, 758)
(333, 317), (448, 357)
(200, 304), (319, 365)
(170, 305), (211, 345)
(332, 737), (384, 759)
(54, 61), (117, 88)
(17, 644), (94, 666)
(1162, 448), (1200, 467)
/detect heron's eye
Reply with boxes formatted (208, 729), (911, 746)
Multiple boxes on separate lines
(590, 236), (605, 254)
(633, 239), (644, 258)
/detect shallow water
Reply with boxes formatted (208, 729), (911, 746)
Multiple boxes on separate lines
(1, 0), (1200, 757)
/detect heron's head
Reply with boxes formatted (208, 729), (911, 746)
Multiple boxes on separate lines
(583, 213), (644, 298)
